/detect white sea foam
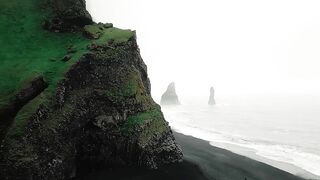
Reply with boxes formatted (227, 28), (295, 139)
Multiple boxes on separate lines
(162, 96), (320, 179)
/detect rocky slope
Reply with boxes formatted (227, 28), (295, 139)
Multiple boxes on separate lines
(160, 82), (181, 105)
(0, 0), (182, 179)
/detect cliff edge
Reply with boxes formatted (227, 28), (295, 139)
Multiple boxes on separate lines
(0, 0), (182, 179)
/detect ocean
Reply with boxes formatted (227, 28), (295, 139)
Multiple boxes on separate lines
(161, 95), (320, 179)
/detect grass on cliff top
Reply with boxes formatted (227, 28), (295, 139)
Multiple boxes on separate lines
(84, 23), (134, 45)
(0, 0), (135, 137)
(0, 0), (90, 107)
(0, 0), (134, 108)
(96, 27), (134, 45)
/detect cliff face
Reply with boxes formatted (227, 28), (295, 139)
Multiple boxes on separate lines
(43, 0), (93, 31)
(0, 0), (182, 179)
(160, 82), (180, 105)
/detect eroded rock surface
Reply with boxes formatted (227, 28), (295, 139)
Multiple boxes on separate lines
(0, 1), (182, 179)
(43, 0), (93, 32)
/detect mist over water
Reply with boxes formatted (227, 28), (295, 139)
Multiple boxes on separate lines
(161, 95), (320, 179)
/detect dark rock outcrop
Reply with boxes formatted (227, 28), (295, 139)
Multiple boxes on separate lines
(0, 76), (48, 142)
(0, 34), (183, 180)
(0, 1), (182, 179)
(160, 82), (180, 105)
(208, 87), (215, 105)
(43, 0), (93, 32)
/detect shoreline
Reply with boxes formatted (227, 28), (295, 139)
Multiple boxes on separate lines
(162, 104), (320, 180)
(208, 141), (320, 179)
(75, 131), (308, 180)
(171, 128), (319, 180)
(173, 131), (307, 180)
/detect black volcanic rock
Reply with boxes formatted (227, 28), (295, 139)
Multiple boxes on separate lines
(43, 0), (93, 32)
(208, 87), (215, 105)
(0, 1), (182, 179)
(160, 82), (180, 105)
(0, 76), (48, 141)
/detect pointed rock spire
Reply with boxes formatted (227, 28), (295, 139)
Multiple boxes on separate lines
(160, 82), (180, 105)
(208, 87), (215, 105)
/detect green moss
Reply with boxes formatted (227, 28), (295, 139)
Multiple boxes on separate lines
(84, 24), (101, 36)
(7, 92), (48, 137)
(84, 23), (133, 45)
(121, 72), (140, 97)
(17, 72), (42, 91)
(0, 0), (136, 138)
(121, 107), (161, 132)
(105, 71), (143, 98)
(121, 106), (162, 132)
(94, 27), (134, 45)
(121, 105), (167, 146)
(84, 23), (112, 39)
(0, 0), (90, 108)
(138, 113), (167, 146)
(104, 70), (155, 110)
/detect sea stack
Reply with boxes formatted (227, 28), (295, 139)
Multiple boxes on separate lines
(208, 87), (215, 105)
(161, 82), (180, 105)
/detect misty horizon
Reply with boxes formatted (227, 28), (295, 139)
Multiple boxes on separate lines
(87, 0), (320, 97)
(1, 0), (320, 179)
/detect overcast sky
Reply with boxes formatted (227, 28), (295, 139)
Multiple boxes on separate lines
(87, 0), (320, 99)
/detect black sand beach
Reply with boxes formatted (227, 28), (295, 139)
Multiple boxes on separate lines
(174, 132), (306, 180)
(75, 132), (306, 180)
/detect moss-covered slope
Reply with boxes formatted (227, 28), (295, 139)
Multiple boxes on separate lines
(0, 0), (133, 138)
(0, 0), (92, 138)
(0, 0), (88, 105)
(0, 0), (182, 179)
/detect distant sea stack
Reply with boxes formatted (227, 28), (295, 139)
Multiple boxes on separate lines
(161, 82), (180, 105)
(208, 87), (215, 105)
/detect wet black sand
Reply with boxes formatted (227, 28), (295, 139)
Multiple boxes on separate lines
(74, 132), (305, 180)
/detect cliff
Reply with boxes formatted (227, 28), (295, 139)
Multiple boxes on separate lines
(0, 0), (182, 179)
(160, 82), (181, 105)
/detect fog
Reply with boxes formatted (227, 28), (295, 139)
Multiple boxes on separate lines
(86, 0), (320, 99)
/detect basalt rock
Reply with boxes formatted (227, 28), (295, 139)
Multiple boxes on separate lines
(0, 76), (48, 141)
(0, 1), (182, 179)
(160, 82), (180, 105)
(0, 34), (183, 180)
(43, 0), (93, 32)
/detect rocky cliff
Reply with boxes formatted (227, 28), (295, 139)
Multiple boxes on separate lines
(160, 82), (181, 105)
(0, 0), (182, 179)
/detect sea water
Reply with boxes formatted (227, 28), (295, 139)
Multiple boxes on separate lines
(161, 95), (320, 179)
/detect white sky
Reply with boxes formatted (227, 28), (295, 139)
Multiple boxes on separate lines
(86, 0), (320, 99)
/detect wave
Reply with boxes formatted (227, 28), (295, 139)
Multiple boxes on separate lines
(166, 115), (320, 178)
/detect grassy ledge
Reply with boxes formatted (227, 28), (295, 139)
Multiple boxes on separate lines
(84, 23), (134, 45)
(0, 0), (90, 107)
(0, 0), (135, 136)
